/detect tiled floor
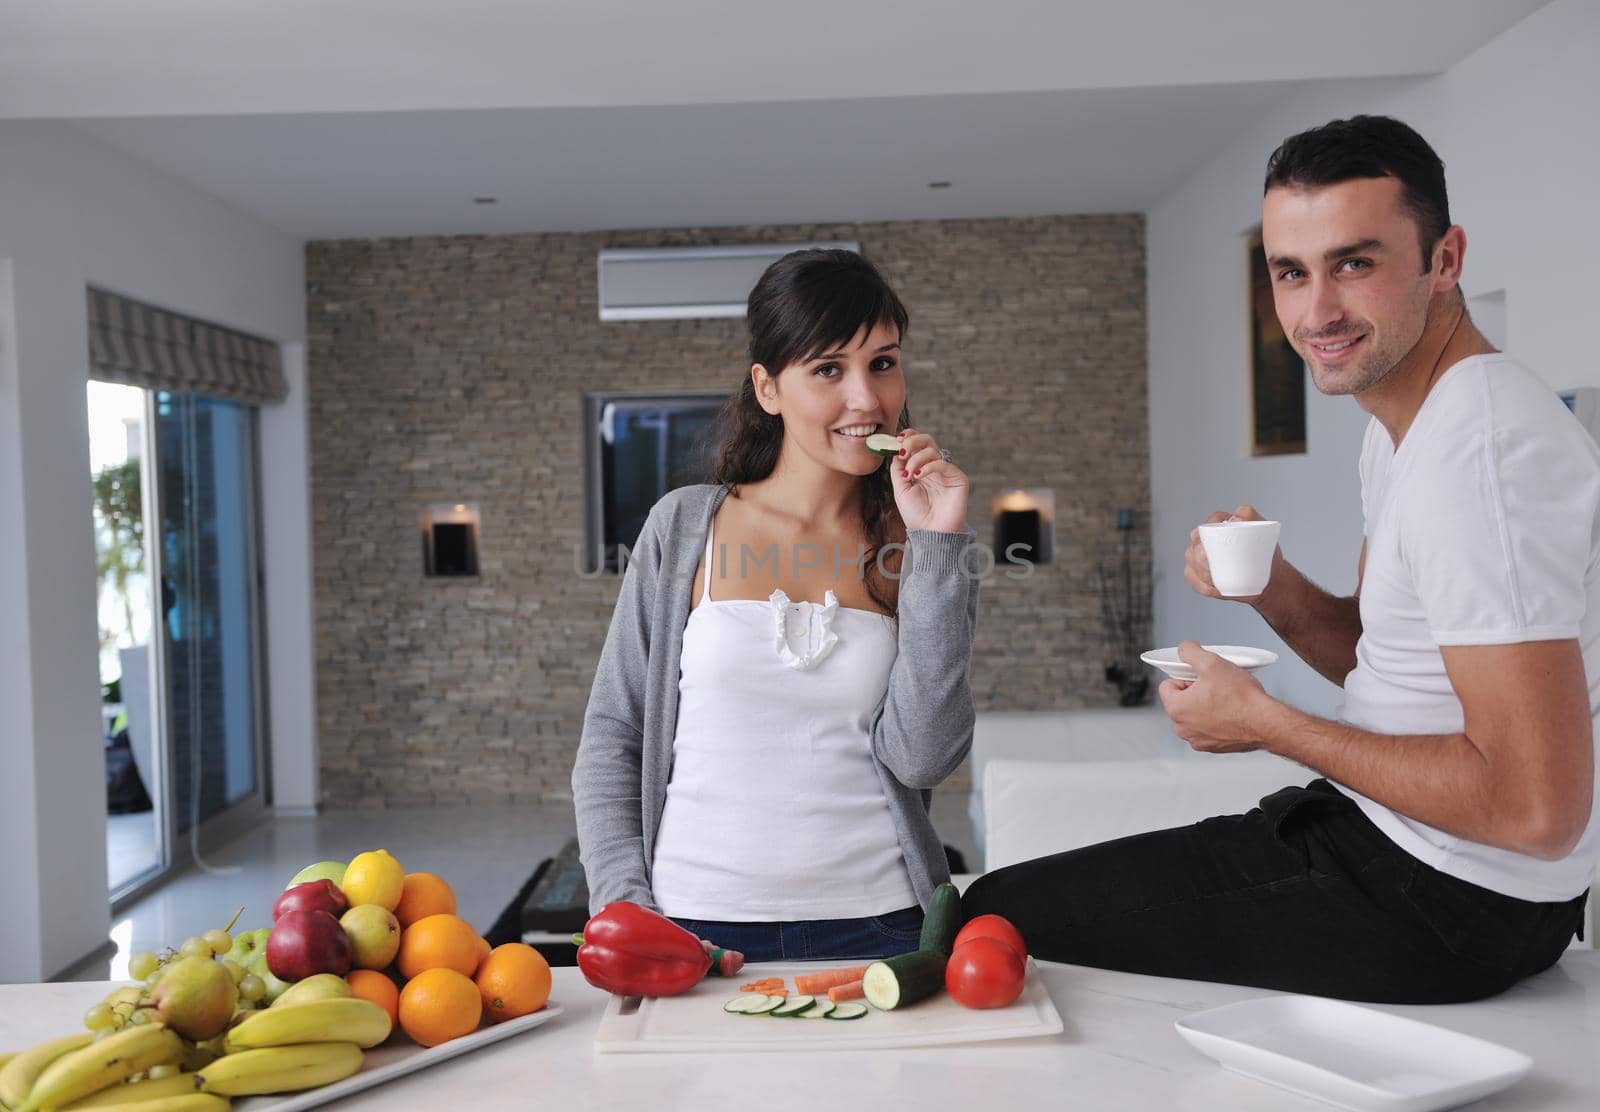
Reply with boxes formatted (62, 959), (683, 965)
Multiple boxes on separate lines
(68, 788), (976, 982)
(106, 810), (161, 894)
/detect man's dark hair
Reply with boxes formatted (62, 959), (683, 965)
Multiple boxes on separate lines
(1264, 115), (1450, 272)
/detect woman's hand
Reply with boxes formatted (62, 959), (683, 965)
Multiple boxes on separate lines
(699, 937), (745, 977)
(890, 427), (969, 534)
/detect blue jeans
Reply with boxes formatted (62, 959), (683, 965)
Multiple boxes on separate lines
(670, 905), (925, 962)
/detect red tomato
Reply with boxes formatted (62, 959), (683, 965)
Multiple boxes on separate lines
(953, 913), (1027, 960)
(945, 937), (1026, 1009)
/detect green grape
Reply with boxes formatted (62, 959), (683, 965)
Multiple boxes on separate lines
(221, 959), (246, 984)
(238, 973), (266, 1003)
(203, 929), (232, 954)
(179, 937), (212, 960)
(83, 1002), (116, 1031)
(144, 969), (164, 986)
(94, 1026), (117, 1042)
(148, 1064), (179, 1080)
(129, 1008), (152, 1026)
(128, 951), (159, 980)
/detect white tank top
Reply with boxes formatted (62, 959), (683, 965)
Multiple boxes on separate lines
(651, 516), (918, 920)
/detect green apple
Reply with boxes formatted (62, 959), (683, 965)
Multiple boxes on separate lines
(226, 927), (291, 1003)
(287, 860), (347, 891)
(340, 904), (401, 970)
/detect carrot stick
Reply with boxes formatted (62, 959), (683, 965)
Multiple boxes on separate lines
(793, 966), (868, 996)
(827, 980), (864, 1002)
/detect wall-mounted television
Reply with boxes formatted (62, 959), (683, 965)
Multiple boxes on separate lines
(582, 390), (730, 574)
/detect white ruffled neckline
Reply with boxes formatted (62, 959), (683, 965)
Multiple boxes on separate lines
(769, 587), (840, 671)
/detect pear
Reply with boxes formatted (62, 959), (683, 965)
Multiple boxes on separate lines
(272, 972), (353, 1008)
(151, 955), (240, 1041)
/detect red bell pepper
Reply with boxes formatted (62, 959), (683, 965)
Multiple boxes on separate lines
(576, 902), (713, 997)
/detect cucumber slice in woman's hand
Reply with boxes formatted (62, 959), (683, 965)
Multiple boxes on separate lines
(865, 432), (901, 456)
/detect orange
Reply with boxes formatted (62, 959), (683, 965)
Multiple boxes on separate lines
(346, 969), (400, 1032)
(398, 968), (482, 1047)
(475, 943), (552, 1023)
(475, 935), (491, 974)
(394, 872), (457, 929)
(396, 913), (482, 979)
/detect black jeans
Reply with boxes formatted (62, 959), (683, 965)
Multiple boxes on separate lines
(962, 780), (1586, 1004)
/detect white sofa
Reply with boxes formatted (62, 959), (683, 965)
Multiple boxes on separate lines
(969, 707), (1305, 870)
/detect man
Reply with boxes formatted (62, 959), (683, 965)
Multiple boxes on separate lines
(962, 115), (1597, 1003)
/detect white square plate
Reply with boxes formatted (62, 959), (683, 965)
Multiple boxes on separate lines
(1175, 995), (1532, 1112)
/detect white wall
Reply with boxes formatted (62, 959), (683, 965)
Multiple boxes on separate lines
(0, 120), (312, 981)
(1147, 0), (1600, 716)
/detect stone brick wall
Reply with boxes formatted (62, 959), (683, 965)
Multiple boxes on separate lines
(307, 216), (1149, 809)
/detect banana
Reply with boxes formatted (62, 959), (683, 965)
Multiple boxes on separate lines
(224, 997), (391, 1051)
(197, 1042), (363, 1097)
(63, 1096), (227, 1112)
(13, 1025), (182, 1112)
(0, 1033), (93, 1110)
(58, 1070), (204, 1108)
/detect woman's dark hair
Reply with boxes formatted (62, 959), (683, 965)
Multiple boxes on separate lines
(1263, 115), (1450, 273)
(712, 248), (911, 615)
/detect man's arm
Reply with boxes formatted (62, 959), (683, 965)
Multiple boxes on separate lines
(1186, 506), (1365, 685)
(1170, 638), (1593, 859)
(1250, 541), (1366, 686)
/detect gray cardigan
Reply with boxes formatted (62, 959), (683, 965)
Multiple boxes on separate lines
(572, 482), (980, 915)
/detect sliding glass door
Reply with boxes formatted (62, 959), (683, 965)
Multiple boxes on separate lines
(152, 390), (269, 851)
(93, 382), (269, 905)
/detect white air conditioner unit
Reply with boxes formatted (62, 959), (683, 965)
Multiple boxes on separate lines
(596, 242), (860, 322)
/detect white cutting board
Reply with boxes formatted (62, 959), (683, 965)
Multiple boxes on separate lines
(594, 961), (1063, 1053)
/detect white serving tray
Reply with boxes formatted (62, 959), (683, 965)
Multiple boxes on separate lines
(594, 961), (1062, 1053)
(1175, 995), (1532, 1112)
(235, 1002), (562, 1111)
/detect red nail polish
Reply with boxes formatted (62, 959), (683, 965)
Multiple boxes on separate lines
(899, 449), (907, 457)
(913, 469), (921, 477)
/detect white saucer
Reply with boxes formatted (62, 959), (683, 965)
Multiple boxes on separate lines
(1140, 645), (1278, 682)
(1175, 995), (1532, 1112)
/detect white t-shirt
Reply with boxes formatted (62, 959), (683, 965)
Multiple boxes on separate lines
(1338, 353), (1600, 901)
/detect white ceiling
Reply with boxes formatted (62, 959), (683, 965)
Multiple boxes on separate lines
(4, 0), (1552, 239)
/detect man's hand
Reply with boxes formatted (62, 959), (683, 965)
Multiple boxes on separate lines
(1158, 641), (1278, 754)
(1185, 504), (1282, 606)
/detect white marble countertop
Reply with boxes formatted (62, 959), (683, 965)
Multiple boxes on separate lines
(4, 954), (1596, 1109)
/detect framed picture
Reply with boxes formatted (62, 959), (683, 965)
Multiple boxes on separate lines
(1247, 226), (1307, 456)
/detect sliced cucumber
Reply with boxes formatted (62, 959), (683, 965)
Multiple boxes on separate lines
(745, 995), (786, 1014)
(920, 883), (962, 956)
(864, 432), (901, 456)
(862, 950), (947, 1010)
(797, 999), (835, 1019)
(825, 1002), (868, 1020)
(771, 996), (815, 1017)
(724, 994), (777, 1014)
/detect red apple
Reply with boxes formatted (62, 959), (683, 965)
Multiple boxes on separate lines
(266, 909), (353, 981)
(272, 879), (349, 923)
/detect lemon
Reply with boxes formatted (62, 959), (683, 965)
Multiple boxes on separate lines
(341, 849), (405, 911)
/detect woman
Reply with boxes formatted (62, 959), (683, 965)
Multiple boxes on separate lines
(573, 248), (978, 962)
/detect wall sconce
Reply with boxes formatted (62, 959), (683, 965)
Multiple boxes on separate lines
(993, 489), (1054, 566)
(422, 502), (481, 577)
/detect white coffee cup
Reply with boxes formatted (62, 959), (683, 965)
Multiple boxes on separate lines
(1198, 519), (1281, 597)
